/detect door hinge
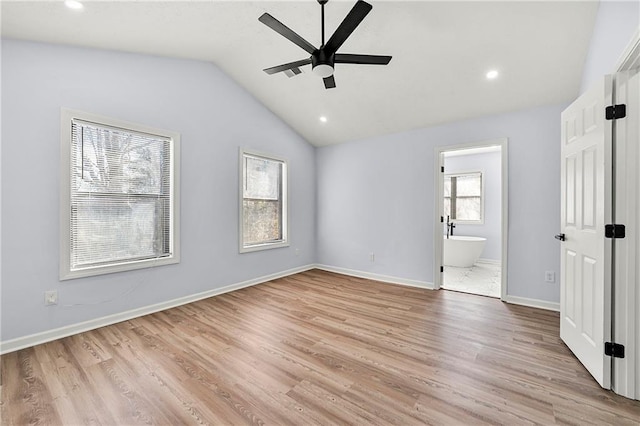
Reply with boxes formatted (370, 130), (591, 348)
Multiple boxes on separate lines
(441, 216), (444, 223)
(605, 104), (626, 120)
(440, 266), (444, 273)
(605, 342), (625, 358)
(605, 224), (626, 239)
(441, 166), (445, 173)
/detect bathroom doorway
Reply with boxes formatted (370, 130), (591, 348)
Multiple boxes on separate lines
(433, 139), (508, 299)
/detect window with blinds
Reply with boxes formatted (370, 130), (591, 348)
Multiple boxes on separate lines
(239, 149), (288, 253)
(60, 109), (180, 280)
(444, 172), (483, 223)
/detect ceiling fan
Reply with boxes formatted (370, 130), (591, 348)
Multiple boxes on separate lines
(259, 0), (392, 89)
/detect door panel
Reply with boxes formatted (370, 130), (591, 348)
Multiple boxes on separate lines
(560, 76), (612, 389)
(566, 155), (576, 226)
(565, 249), (576, 324)
(582, 148), (596, 229)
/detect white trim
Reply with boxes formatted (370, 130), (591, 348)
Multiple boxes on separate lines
(612, 25), (640, 402)
(434, 138), (509, 302)
(434, 150), (444, 289)
(615, 27), (640, 72)
(238, 148), (290, 253)
(501, 140), (509, 301)
(612, 68), (640, 400)
(314, 264), (434, 290)
(1, 265), (567, 355)
(503, 295), (560, 312)
(59, 108), (181, 280)
(0, 264), (314, 355)
(317, 265), (561, 314)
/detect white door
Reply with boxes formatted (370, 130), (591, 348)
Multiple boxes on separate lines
(560, 76), (613, 388)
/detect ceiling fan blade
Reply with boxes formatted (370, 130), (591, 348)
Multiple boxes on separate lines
(323, 0), (372, 55)
(259, 13), (317, 55)
(263, 58), (312, 75)
(323, 75), (336, 89)
(284, 68), (303, 77)
(335, 54), (392, 65)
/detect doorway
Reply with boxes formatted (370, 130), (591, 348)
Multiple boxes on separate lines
(434, 139), (508, 300)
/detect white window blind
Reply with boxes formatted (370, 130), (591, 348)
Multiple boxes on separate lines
(61, 109), (180, 279)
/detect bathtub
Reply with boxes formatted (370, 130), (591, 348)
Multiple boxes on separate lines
(443, 236), (486, 267)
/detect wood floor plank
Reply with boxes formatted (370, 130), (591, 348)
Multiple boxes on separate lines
(2, 269), (640, 425)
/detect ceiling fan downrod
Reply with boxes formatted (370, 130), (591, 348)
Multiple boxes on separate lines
(319, 0), (328, 47)
(314, 0), (333, 78)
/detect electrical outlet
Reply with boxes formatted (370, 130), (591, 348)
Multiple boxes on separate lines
(544, 271), (555, 283)
(44, 290), (58, 306)
(295, 248), (300, 256)
(370, 252), (375, 262)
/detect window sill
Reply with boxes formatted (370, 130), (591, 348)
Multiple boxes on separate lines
(60, 255), (180, 281)
(240, 241), (290, 254)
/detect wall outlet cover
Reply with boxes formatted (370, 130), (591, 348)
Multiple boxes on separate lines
(45, 290), (58, 306)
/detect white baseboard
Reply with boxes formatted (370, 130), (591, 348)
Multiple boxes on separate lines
(1, 264), (560, 354)
(503, 295), (560, 312)
(0, 264), (315, 355)
(315, 265), (561, 314)
(315, 264), (434, 290)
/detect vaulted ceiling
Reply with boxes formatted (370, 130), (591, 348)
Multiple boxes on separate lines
(1, 1), (599, 146)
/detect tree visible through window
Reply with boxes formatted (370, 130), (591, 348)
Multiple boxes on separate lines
(240, 150), (288, 252)
(60, 109), (180, 280)
(444, 172), (483, 222)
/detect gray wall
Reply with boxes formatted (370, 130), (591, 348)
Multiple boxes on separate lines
(315, 0), (640, 305)
(2, 1), (637, 343)
(580, 0), (639, 93)
(317, 104), (565, 302)
(1, 40), (316, 341)
(444, 150), (502, 261)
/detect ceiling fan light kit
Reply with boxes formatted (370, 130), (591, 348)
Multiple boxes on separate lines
(311, 50), (335, 77)
(259, 0), (392, 89)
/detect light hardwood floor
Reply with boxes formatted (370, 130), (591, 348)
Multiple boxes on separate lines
(1, 269), (639, 425)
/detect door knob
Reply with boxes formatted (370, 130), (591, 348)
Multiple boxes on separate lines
(554, 233), (566, 241)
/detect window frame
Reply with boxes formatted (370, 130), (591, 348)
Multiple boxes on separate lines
(60, 108), (181, 280)
(238, 148), (289, 253)
(444, 170), (484, 224)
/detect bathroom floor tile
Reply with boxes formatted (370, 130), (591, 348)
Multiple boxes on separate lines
(442, 261), (501, 298)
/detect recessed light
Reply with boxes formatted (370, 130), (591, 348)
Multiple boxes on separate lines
(65, 0), (84, 10)
(486, 70), (499, 80)
(319, 116), (328, 123)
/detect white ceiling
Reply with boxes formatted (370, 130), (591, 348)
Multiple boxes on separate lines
(1, 0), (599, 146)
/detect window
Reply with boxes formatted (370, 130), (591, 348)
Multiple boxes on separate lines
(240, 149), (288, 252)
(444, 172), (483, 223)
(60, 109), (180, 280)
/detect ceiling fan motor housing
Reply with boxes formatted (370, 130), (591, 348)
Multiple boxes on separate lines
(312, 50), (335, 77)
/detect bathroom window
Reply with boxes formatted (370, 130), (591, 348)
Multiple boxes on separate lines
(444, 172), (483, 223)
(239, 149), (288, 252)
(60, 109), (181, 280)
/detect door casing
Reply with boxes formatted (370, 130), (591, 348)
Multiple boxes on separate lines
(611, 28), (640, 399)
(609, 28), (640, 401)
(433, 138), (509, 301)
